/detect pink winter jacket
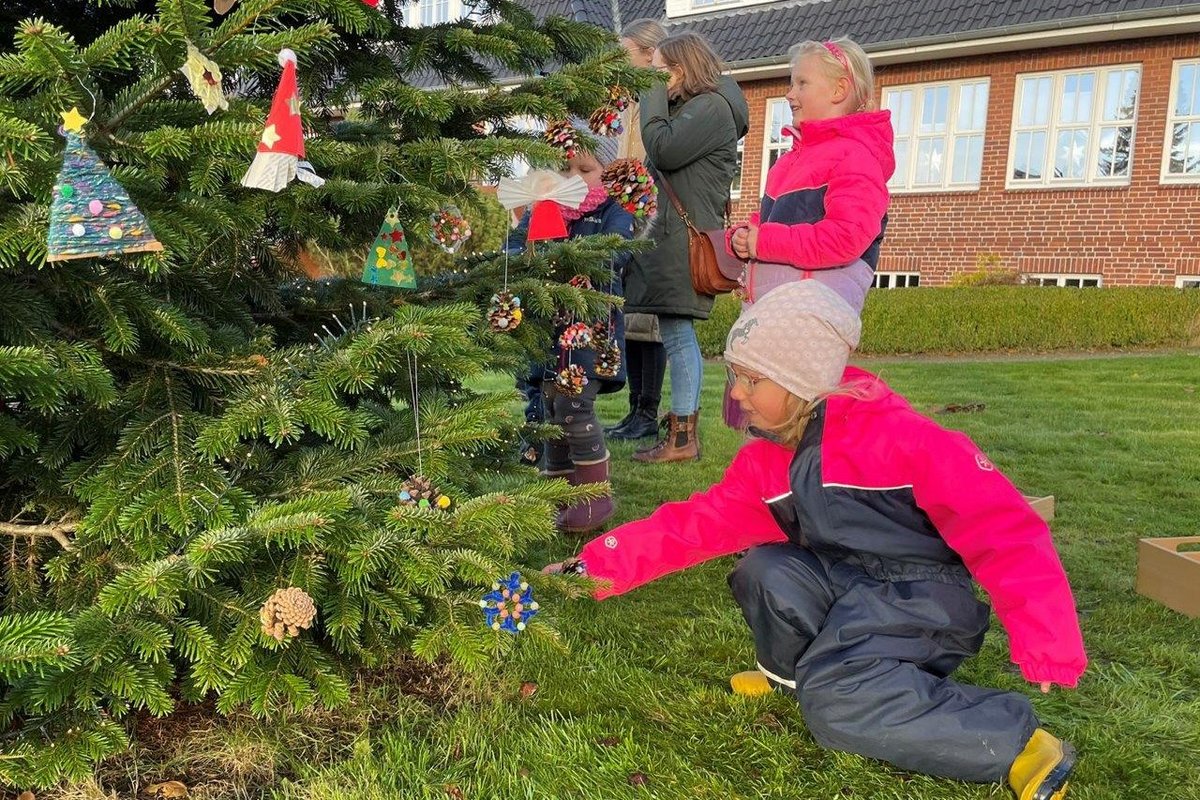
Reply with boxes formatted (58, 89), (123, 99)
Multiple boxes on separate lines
(743, 111), (895, 269)
(578, 367), (1088, 688)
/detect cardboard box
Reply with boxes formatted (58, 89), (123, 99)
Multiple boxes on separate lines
(1022, 494), (1055, 523)
(1136, 537), (1200, 618)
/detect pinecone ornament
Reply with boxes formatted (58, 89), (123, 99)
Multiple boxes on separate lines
(568, 274), (593, 291)
(558, 321), (594, 351)
(595, 338), (622, 378)
(588, 105), (623, 137)
(487, 291), (523, 332)
(602, 158), (658, 220)
(398, 475), (452, 510)
(544, 120), (580, 160)
(555, 364), (588, 396)
(606, 85), (631, 113)
(259, 587), (317, 642)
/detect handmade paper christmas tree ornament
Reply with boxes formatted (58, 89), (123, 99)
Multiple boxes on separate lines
(429, 205), (471, 253)
(180, 42), (228, 115)
(496, 170), (588, 243)
(480, 572), (539, 633)
(47, 134), (164, 263)
(555, 364), (588, 396)
(240, 49), (324, 191)
(544, 120), (581, 160)
(558, 321), (594, 351)
(397, 474), (452, 510)
(602, 158), (658, 221)
(361, 207), (416, 288)
(487, 291), (522, 332)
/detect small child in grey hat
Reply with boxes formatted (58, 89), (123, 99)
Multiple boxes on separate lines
(508, 120), (633, 532)
(547, 280), (1085, 800)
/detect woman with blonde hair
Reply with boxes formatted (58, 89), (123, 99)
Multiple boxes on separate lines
(605, 18), (670, 443)
(624, 31), (749, 464)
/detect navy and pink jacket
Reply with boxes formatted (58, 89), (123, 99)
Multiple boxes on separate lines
(725, 112), (895, 308)
(578, 367), (1088, 688)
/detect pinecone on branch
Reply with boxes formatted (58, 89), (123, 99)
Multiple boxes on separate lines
(398, 475), (452, 510)
(259, 587), (317, 642)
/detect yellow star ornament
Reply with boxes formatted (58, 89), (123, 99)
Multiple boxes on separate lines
(260, 124), (281, 148)
(60, 106), (88, 133)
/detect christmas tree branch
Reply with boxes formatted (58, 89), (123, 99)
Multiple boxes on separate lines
(0, 520), (76, 550)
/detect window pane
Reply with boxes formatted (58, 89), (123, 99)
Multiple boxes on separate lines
(731, 138), (744, 195)
(950, 134), (983, 184)
(1104, 69), (1139, 121)
(1014, 131), (1047, 179)
(920, 86), (949, 133)
(1019, 77), (1048, 126)
(768, 101), (790, 143)
(957, 82), (989, 132)
(1183, 122), (1200, 175)
(892, 138), (911, 187)
(910, 274), (921, 287)
(1097, 125), (1133, 177)
(1054, 128), (1087, 179)
(886, 90), (914, 135)
(915, 138), (945, 185)
(972, 82), (989, 130)
(1177, 64), (1197, 117)
(952, 135), (983, 184)
(1060, 73), (1095, 124)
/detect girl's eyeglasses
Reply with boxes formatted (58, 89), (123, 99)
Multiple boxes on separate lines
(726, 365), (766, 394)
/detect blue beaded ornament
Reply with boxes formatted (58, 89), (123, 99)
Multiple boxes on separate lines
(480, 572), (539, 633)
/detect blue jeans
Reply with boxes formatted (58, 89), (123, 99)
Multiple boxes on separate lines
(658, 315), (702, 416)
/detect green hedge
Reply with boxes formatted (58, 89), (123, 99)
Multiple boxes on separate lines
(695, 287), (1200, 357)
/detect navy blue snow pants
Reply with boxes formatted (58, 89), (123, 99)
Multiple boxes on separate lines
(728, 542), (1039, 782)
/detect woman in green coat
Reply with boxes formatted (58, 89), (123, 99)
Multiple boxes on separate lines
(625, 32), (749, 464)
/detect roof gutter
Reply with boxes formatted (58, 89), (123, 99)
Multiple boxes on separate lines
(725, 6), (1200, 80)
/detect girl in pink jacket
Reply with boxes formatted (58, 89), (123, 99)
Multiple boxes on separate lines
(546, 281), (1084, 800)
(727, 37), (894, 311)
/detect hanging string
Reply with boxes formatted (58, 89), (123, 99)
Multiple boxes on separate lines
(408, 349), (423, 475)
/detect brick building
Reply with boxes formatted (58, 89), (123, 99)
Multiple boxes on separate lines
(499, 0), (1200, 287)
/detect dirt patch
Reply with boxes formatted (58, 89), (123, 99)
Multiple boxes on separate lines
(49, 656), (465, 800)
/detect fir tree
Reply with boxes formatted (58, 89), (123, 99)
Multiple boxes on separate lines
(0, 0), (646, 785)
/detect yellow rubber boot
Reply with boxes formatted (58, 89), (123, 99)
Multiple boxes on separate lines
(730, 670), (773, 697)
(1008, 728), (1076, 800)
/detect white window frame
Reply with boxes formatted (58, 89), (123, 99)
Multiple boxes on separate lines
(666, 0), (774, 17)
(1175, 275), (1200, 288)
(1027, 273), (1103, 287)
(405, 0), (463, 27)
(731, 136), (745, 200)
(760, 98), (792, 196)
(1006, 64), (1142, 189)
(872, 272), (921, 288)
(884, 78), (990, 193)
(1162, 59), (1200, 184)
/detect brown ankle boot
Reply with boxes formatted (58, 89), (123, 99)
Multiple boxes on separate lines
(631, 412), (700, 463)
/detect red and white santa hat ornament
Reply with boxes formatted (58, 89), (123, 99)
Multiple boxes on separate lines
(240, 49), (324, 192)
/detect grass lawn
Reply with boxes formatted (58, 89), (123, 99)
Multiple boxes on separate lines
(70, 353), (1200, 800)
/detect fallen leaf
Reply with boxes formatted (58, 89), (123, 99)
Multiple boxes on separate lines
(144, 781), (189, 798)
(935, 402), (986, 414)
(18, 792), (35, 800)
(627, 772), (648, 787)
(445, 785), (464, 800)
(519, 680), (538, 699)
(597, 735), (620, 747)
(518, 767), (531, 779)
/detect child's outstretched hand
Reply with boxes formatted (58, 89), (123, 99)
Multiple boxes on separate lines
(541, 561), (568, 575)
(731, 224), (758, 260)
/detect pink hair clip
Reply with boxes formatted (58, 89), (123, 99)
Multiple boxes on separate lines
(823, 40), (851, 75)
